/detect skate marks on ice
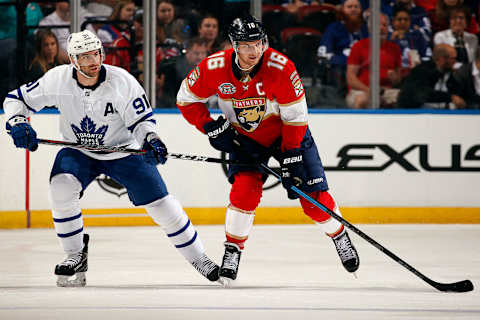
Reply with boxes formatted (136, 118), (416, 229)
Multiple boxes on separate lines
(0, 225), (479, 320)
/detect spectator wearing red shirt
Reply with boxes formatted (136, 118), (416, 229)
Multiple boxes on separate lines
(346, 13), (402, 108)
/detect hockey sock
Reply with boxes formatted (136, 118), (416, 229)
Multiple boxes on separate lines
(300, 190), (344, 237)
(226, 172), (262, 249)
(49, 174), (85, 254)
(225, 206), (255, 250)
(146, 194), (204, 262)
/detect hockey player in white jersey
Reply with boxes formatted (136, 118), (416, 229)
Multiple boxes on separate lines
(4, 30), (222, 287)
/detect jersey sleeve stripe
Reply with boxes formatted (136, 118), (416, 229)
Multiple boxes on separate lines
(279, 98), (308, 123)
(16, 87), (37, 112)
(7, 93), (19, 100)
(278, 94), (305, 106)
(176, 79), (209, 105)
(282, 120), (308, 126)
(127, 111), (154, 132)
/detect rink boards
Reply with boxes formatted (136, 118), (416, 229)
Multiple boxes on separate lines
(1, 109), (480, 227)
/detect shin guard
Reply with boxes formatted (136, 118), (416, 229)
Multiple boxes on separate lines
(226, 172), (263, 249)
(146, 194), (204, 262)
(49, 174), (84, 254)
(300, 190), (343, 237)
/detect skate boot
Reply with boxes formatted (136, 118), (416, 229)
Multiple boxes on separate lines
(55, 233), (89, 287)
(332, 229), (359, 273)
(191, 253), (221, 282)
(219, 242), (242, 282)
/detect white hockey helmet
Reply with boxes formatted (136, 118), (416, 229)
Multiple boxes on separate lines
(67, 30), (104, 74)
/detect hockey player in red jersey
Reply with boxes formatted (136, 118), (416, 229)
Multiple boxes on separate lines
(176, 15), (360, 283)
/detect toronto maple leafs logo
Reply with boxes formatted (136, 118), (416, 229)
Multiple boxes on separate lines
(71, 116), (108, 146)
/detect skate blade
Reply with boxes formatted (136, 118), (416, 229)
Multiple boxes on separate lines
(218, 277), (234, 287)
(56, 272), (86, 287)
(351, 272), (358, 279)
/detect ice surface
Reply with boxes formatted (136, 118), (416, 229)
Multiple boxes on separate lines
(0, 225), (478, 320)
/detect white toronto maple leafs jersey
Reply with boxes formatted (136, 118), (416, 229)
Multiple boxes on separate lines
(3, 64), (156, 160)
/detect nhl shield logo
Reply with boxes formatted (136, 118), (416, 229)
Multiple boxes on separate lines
(218, 83), (236, 94)
(232, 97), (266, 132)
(96, 174), (127, 197)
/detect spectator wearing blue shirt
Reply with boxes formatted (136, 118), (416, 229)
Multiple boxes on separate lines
(384, 0), (432, 42)
(388, 5), (432, 68)
(362, 0), (432, 42)
(317, 0), (368, 95)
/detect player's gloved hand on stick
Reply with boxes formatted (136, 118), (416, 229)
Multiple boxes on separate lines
(280, 148), (307, 199)
(203, 116), (239, 153)
(6, 116), (38, 152)
(143, 132), (168, 165)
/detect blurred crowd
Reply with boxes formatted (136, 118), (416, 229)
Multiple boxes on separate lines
(1, 0), (480, 109)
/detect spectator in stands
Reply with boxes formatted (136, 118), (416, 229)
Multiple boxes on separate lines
(38, 1), (94, 61)
(26, 29), (63, 83)
(388, 4), (432, 68)
(318, 0), (368, 96)
(397, 44), (465, 109)
(198, 14), (221, 54)
(346, 13), (402, 109)
(453, 48), (480, 109)
(103, 5), (143, 72)
(157, 0), (190, 45)
(434, 6), (478, 69)
(220, 39), (233, 51)
(0, 1), (43, 39)
(97, 0), (135, 45)
(383, 0), (432, 42)
(0, 1), (43, 102)
(430, 0), (479, 35)
(282, 0), (323, 15)
(415, 0), (436, 12)
(157, 37), (208, 108)
(87, 0), (118, 18)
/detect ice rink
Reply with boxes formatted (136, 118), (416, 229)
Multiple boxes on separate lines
(0, 224), (479, 320)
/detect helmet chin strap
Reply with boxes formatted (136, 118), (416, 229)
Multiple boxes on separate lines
(234, 53), (256, 72)
(75, 64), (97, 79)
(70, 53), (103, 80)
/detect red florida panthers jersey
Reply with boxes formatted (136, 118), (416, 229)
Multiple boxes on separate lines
(176, 47), (308, 150)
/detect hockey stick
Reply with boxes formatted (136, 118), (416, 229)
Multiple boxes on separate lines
(38, 138), (146, 154)
(38, 138), (252, 165)
(260, 163), (474, 293)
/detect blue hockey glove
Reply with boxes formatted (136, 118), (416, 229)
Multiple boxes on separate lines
(6, 116), (38, 152)
(143, 133), (168, 165)
(203, 116), (239, 153)
(280, 148), (307, 200)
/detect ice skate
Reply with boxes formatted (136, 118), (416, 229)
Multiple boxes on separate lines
(333, 229), (359, 273)
(219, 242), (241, 285)
(55, 233), (89, 287)
(191, 253), (225, 284)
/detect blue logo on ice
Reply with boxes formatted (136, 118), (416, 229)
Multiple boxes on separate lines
(71, 116), (108, 145)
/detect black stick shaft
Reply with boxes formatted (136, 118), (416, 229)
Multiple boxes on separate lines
(260, 163), (473, 293)
(38, 138), (251, 165)
(38, 138), (145, 154)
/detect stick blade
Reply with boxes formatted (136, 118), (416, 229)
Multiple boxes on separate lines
(434, 280), (474, 293)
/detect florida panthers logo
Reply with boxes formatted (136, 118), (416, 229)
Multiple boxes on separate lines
(232, 98), (266, 132)
(71, 115), (108, 146)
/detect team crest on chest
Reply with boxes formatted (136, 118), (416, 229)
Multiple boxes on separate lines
(218, 83), (236, 94)
(71, 115), (108, 146)
(232, 97), (266, 132)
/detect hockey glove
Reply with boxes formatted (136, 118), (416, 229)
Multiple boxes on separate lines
(280, 148), (307, 200)
(203, 116), (239, 153)
(6, 116), (38, 152)
(143, 133), (168, 165)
